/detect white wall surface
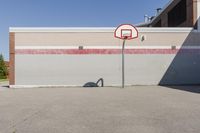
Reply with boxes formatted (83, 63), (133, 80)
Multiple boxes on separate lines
(12, 28), (200, 86)
(14, 54), (187, 86)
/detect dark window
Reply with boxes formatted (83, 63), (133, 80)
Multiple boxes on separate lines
(168, 0), (187, 27)
(154, 20), (162, 27)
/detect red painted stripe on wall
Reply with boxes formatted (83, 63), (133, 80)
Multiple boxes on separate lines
(15, 49), (200, 55)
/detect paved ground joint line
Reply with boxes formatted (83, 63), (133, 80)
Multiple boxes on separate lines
(5, 109), (42, 132)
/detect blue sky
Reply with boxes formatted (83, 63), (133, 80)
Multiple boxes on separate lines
(0, 0), (169, 60)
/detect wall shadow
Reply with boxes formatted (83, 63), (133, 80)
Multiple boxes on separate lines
(159, 20), (200, 93)
(163, 86), (200, 93)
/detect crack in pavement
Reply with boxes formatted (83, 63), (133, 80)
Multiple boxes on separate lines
(4, 109), (42, 133)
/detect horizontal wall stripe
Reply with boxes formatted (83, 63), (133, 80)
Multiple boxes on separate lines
(15, 46), (200, 49)
(15, 49), (200, 55)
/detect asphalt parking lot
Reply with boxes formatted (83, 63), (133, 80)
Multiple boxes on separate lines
(0, 85), (200, 133)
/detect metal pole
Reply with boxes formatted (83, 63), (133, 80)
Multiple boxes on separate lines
(122, 39), (126, 88)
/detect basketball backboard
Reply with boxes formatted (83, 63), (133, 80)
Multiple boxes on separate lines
(114, 24), (138, 40)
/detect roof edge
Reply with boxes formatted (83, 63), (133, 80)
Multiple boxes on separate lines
(9, 27), (193, 33)
(149, 0), (174, 25)
(9, 27), (116, 33)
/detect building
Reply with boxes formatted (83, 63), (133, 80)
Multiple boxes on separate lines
(151, 0), (196, 27)
(9, 0), (200, 88)
(141, 0), (199, 28)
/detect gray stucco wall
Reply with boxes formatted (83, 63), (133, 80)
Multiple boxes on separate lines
(15, 54), (194, 86)
(15, 55), (121, 86)
(12, 28), (200, 86)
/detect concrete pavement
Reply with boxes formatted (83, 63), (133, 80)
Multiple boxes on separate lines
(0, 86), (200, 133)
(0, 81), (8, 90)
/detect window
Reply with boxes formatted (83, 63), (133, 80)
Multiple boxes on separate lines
(168, 0), (187, 27)
(154, 20), (162, 27)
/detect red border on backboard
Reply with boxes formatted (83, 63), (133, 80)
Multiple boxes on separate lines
(114, 24), (138, 40)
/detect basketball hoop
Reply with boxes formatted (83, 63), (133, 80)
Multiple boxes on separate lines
(114, 24), (138, 40)
(114, 24), (138, 88)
